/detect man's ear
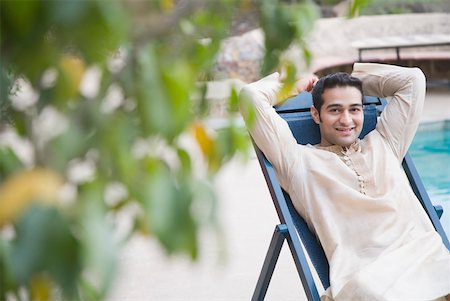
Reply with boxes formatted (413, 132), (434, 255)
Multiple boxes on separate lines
(311, 106), (320, 124)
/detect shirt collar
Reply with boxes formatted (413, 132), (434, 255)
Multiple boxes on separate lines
(313, 139), (362, 155)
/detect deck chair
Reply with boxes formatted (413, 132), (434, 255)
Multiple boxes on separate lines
(251, 92), (449, 301)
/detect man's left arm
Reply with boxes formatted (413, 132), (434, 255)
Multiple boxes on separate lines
(351, 63), (426, 160)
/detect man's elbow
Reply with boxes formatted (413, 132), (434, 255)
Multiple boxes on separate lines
(410, 67), (426, 90)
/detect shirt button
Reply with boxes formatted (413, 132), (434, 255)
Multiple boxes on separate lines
(357, 175), (364, 181)
(346, 161), (351, 166)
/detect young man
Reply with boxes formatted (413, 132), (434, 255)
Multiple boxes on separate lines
(240, 63), (450, 301)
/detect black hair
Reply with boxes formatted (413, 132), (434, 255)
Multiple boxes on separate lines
(311, 72), (363, 113)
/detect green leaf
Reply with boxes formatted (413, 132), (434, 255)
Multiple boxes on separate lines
(260, 1), (318, 74)
(0, 0), (40, 38)
(11, 204), (81, 299)
(78, 180), (118, 298)
(0, 147), (23, 181)
(0, 69), (14, 113)
(141, 159), (198, 258)
(176, 147), (192, 177)
(46, 120), (85, 172)
(135, 44), (171, 137)
(228, 87), (240, 113)
(0, 237), (17, 297)
(161, 59), (194, 138)
(99, 111), (139, 183)
(260, 0), (296, 74)
(215, 121), (250, 165)
(278, 61), (297, 100)
(349, 0), (373, 17)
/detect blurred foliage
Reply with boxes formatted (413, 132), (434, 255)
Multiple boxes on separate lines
(260, 0), (319, 74)
(0, 0), (368, 299)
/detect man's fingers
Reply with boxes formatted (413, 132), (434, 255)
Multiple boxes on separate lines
(295, 75), (318, 93)
(306, 76), (319, 92)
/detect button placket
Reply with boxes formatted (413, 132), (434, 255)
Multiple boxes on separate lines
(341, 152), (366, 194)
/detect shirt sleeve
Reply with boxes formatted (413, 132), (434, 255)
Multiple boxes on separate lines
(351, 63), (426, 161)
(239, 72), (300, 179)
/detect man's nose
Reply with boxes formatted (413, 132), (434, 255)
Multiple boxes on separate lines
(339, 111), (352, 124)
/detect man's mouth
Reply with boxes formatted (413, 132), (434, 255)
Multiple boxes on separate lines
(336, 127), (355, 134)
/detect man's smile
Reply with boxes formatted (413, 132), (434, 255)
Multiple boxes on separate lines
(336, 127), (355, 134)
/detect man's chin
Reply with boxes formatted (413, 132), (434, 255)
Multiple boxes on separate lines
(335, 138), (358, 148)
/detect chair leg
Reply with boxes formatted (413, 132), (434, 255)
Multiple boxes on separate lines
(252, 224), (288, 301)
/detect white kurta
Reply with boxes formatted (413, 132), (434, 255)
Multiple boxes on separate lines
(240, 63), (450, 300)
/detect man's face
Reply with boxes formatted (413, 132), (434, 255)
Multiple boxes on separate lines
(311, 86), (364, 148)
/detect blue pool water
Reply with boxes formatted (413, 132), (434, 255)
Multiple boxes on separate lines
(409, 121), (450, 237)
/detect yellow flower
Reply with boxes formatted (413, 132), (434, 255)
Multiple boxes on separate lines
(0, 168), (63, 225)
(59, 55), (85, 97)
(190, 121), (214, 157)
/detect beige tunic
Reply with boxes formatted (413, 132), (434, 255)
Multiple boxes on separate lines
(240, 63), (450, 300)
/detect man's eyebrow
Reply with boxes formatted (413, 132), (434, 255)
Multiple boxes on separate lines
(325, 103), (363, 109)
(325, 103), (343, 108)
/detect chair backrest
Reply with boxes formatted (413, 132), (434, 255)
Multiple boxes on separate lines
(253, 92), (449, 291)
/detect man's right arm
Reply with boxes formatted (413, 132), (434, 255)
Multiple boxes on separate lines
(239, 73), (300, 177)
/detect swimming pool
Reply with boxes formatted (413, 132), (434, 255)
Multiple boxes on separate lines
(409, 121), (450, 237)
